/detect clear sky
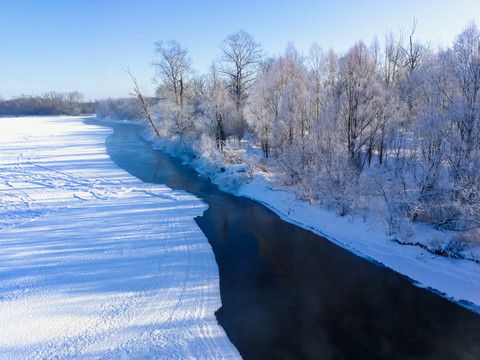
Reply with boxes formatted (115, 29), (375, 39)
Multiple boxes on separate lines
(0, 0), (478, 101)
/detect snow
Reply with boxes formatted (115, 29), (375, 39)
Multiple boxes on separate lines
(0, 116), (240, 359)
(152, 135), (480, 315)
(230, 168), (480, 314)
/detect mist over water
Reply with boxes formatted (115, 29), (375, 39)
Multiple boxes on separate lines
(98, 119), (480, 360)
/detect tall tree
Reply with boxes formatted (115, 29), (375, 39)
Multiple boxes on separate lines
(451, 21), (480, 162)
(383, 30), (406, 88)
(245, 72), (275, 158)
(246, 46), (305, 158)
(307, 43), (325, 121)
(152, 40), (192, 108)
(400, 19), (425, 73)
(338, 41), (383, 171)
(447, 22), (480, 229)
(201, 63), (235, 150)
(219, 30), (262, 137)
(397, 19), (428, 123)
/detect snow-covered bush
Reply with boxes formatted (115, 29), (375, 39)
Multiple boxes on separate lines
(449, 229), (480, 261)
(214, 163), (252, 191)
(427, 236), (468, 259)
(192, 134), (224, 177)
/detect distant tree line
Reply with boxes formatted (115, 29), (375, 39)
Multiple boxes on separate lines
(95, 97), (143, 120)
(132, 21), (480, 252)
(0, 91), (95, 116)
(95, 96), (162, 121)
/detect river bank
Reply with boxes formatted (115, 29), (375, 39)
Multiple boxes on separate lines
(142, 124), (480, 315)
(104, 119), (480, 359)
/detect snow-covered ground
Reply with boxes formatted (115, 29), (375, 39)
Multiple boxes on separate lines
(0, 116), (240, 359)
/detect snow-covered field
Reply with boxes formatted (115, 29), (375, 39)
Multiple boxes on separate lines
(0, 116), (240, 359)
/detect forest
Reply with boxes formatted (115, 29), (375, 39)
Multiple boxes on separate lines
(99, 21), (480, 253)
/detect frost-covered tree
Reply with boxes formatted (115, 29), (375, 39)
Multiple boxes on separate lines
(152, 40), (192, 108)
(219, 30), (262, 138)
(245, 46), (304, 158)
(445, 22), (480, 229)
(395, 20), (430, 124)
(244, 72), (275, 158)
(219, 30), (262, 109)
(270, 45), (307, 154)
(338, 41), (384, 171)
(201, 63), (236, 150)
(275, 75), (310, 176)
(450, 22), (480, 166)
(411, 63), (450, 221)
(382, 30), (406, 88)
(399, 19), (425, 75)
(307, 43), (326, 121)
(150, 40), (199, 146)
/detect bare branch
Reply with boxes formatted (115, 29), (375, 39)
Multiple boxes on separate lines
(124, 66), (160, 138)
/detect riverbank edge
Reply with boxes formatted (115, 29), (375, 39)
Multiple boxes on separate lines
(236, 179), (480, 316)
(100, 118), (480, 316)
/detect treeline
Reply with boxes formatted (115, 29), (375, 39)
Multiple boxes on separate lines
(0, 91), (95, 116)
(130, 21), (480, 248)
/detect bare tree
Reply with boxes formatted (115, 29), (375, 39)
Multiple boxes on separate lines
(245, 73), (274, 158)
(152, 40), (192, 108)
(201, 63), (235, 150)
(447, 22), (480, 229)
(451, 21), (480, 159)
(307, 43), (324, 121)
(125, 68), (160, 138)
(338, 41), (382, 171)
(383, 30), (405, 87)
(399, 18), (425, 74)
(219, 29), (262, 112)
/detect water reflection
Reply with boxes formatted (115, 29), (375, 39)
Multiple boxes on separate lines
(96, 120), (480, 360)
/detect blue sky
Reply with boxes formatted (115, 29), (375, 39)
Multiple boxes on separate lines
(0, 0), (478, 100)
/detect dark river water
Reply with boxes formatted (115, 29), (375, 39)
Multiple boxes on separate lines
(93, 120), (480, 360)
